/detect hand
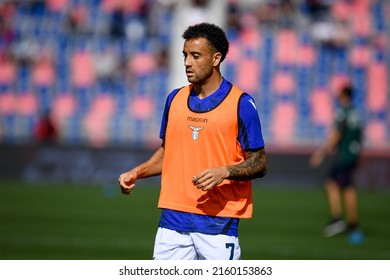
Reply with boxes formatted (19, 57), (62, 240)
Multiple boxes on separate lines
(118, 171), (137, 195)
(192, 167), (229, 191)
(310, 150), (325, 168)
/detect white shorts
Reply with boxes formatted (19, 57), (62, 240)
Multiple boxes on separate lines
(153, 227), (241, 260)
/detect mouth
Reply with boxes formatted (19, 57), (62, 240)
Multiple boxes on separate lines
(186, 69), (194, 76)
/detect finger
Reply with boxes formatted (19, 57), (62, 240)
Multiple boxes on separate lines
(119, 179), (128, 189)
(195, 178), (208, 189)
(196, 178), (214, 191)
(118, 175), (127, 185)
(193, 174), (209, 186)
(201, 183), (214, 191)
(192, 176), (199, 184)
(119, 174), (135, 188)
(121, 186), (134, 195)
(192, 170), (209, 183)
(121, 188), (130, 195)
(121, 189), (132, 195)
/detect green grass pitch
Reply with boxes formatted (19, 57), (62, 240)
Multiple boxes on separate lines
(0, 180), (389, 260)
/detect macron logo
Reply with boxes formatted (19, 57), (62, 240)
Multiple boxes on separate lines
(249, 98), (257, 110)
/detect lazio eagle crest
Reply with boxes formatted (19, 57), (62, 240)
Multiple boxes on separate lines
(188, 125), (204, 140)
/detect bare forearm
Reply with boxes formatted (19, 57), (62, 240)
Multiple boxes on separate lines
(324, 130), (340, 153)
(133, 146), (164, 179)
(226, 148), (268, 180)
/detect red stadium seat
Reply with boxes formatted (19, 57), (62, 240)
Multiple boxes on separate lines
(46, 0), (69, 12)
(275, 29), (299, 65)
(349, 45), (372, 67)
(0, 91), (16, 115)
(329, 73), (351, 95)
(0, 56), (16, 86)
(128, 95), (154, 120)
(32, 54), (55, 88)
(128, 51), (157, 77)
(101, 0), (144, 14)
(296, 44), (316, 67)
(270, 101), (297, 143)
(70, 49), (96, 88)
(91, 94), (116, 117)
(331, 0), (350, 21)
(16, 92), (39, 117)
(309, 88), (334, 127)
(83, 94), (116, 147)
(365, 119), (388, 147)
(367, 62), (388, 112)
(238, 15), (262, 50)
(52, 93), (77, 122)
(225, 40), (240, 64)
(235, 57), (260, 94)
(350, 0), (372, 37)
(271, 71), (296, 95)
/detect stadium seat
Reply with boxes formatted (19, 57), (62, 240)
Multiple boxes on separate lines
(225, 40), (240, 64)
(275, 29), (299, 65)
(0, 56), (16, 86)
(16, 92), (39, 117)
(128, 51), (157, 77)
(270, 101), (297, 144)
(46, 0), (69, 13)
(367, 62), (388, 112)
(52, 93), (77, 123)
(235, 57), (260, 94)
(296, 43), (316, 67)
(331, 0), (350, 21)
(309, 88), (334, 127)
(32, 54), (56, 88)
(128, 95), (154, 120)
(83, 94), (116, 147)
(372, 1), (386, 32)
(0, 91), (16, 116)
(271, 71), (296, 95)
(365, 119), (388, 147)
(349, 44), (372, 68)
(70, 48), (96, 88)
(238, 19), (262, 50)
(350, 2), (372, 38)
(329, 73), (351, 95)
(101, 0), (144, 14)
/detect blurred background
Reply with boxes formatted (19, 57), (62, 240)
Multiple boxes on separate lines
(0, 0), (389, 260)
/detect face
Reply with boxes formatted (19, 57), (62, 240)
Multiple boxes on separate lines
(182, 38), (220, 84)
(337, 92), (349, 107)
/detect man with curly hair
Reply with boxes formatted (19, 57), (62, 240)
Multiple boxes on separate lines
(118, 22), (268, 260)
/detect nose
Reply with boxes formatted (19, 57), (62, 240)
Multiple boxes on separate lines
(184, 56), (191, 67)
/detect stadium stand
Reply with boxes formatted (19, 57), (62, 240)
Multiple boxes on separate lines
(0, 0), (388, 151)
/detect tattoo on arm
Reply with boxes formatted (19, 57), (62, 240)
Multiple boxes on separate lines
(226, 148), (268, 180)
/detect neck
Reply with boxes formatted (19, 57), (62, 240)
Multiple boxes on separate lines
(193, 74), (223, 99)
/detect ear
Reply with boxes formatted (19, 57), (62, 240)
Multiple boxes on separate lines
(213, 52), (222, 67)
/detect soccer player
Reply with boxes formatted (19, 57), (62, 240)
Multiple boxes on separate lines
(310, 84), (364, 244)
(118, 22), (268, 260)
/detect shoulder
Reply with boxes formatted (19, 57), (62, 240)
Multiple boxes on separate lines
(165, 87), (186, 107)
(335, 108), (346, 121)
(239, 93), (258, 111)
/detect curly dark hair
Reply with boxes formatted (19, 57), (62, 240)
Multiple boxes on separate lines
(341, 84), (354, 99)
(182, 22), (229, 62)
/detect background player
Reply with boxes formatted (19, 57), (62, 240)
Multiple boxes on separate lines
(310, 84), (364, 244)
